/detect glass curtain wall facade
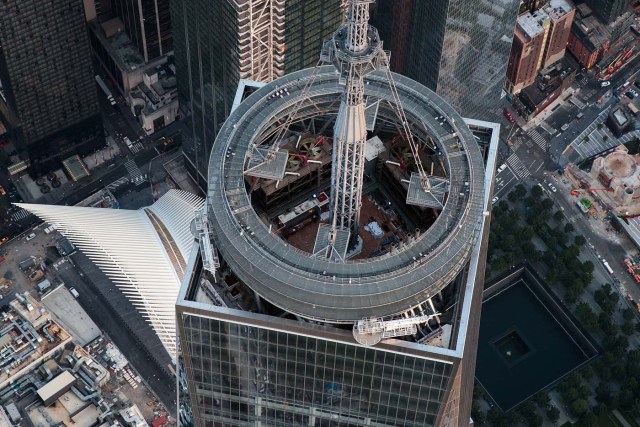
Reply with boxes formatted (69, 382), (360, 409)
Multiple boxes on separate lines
(178, 305), (457, 427)
(284, 1), (345, 71)
(371, 0), (520, 120)
(111, 0), (173, 62)
(171, 0), (343, 191)
(0, 0), (103, 176)
(586, 0), (631, 23)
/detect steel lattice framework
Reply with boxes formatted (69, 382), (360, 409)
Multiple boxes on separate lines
(233, 0), (286, 82)
(327, 0), (374, 246)
(207, 65), (485, 322)
(17, 190), (204, 359)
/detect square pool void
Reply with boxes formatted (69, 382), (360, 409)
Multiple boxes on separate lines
(493, 329), (531, 364)
(476, 264), (599, 412)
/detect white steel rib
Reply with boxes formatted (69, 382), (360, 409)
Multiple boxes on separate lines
(17, 189), (203, 359)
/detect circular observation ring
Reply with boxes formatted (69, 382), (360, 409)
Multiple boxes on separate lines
(207, 67), (485, 322)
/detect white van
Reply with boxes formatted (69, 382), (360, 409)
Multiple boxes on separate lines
(69, 287), (79, 298)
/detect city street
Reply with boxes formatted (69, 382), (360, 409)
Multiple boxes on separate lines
(56, 254), (177, 414)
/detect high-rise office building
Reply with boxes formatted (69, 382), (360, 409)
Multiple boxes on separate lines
(370, 0), (520, 120)
(585, 0), (630, 24)
(542, 0), (576, 68)
(107, 0), (173, 62)
(170, 0), (344, 190)
(176, 1), (497, 425)
(0, 0), (103, 176)
(505, 11), (550, 94)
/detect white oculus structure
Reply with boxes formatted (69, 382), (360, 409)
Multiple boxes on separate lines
(17, 189), (204, 358)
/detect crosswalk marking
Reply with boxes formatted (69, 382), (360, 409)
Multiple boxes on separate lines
(528, 129), (547, 151)
(129, 142), (144, 154)
(106, 177), (130, 192)
(11, 208), (32, 222)
(506, 153), (531, 180)
(124, 160), (145, 186)
(511, 139), (523, 152)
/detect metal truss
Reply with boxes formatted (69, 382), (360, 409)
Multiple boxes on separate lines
(233, 0), (285, 82)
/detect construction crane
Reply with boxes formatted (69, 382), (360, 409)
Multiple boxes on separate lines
(570, 188), (612, 196)
(352, 313), (441, 346)
(246, 1), (447, 262)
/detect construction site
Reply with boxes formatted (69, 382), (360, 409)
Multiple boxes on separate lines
(562, 145), (640, 218)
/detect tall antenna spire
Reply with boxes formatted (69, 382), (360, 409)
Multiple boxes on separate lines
(324, 0), (378, 256)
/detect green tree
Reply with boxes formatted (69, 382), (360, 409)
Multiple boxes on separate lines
(519, 400), (537, 417)
(583, 260), (594, 274)
(565, 286), (582, 304)
(527, 413), (543, 427)
(570, 398), (589, 417)
(595, 402), (609, 416)
(574, 235), (587, 247)
(581, 413), (599, 426)
(531, 184), (543, 198)
(598, 312), (618, 335)
(575, 302), (598, 329)
(471, 409), (485, 425)
(565, 222), (575, 233)
(546, 406), (560, 423)
(623, 307), (635, 321)
(533, 391), (551, 409)
(542, 198), (554, 210)
(622, 320), (635, 336)
(553, 210), (564, 222)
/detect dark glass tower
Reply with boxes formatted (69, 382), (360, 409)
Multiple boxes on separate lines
(110, 0), (173, 62)
(585, 0), (631, 23)
(0, 0), (103, 176)
(176, 1), (500, 424)
(370, 0), (520, 120)
(170, 0), (344, 191)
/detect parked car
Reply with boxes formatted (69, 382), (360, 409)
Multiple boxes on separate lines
(504, 109), (516, 123)
(492, 196), (499, 205)
(601, 81), (611, 87)
(69, 287), (79, 298)
(497, 164), (507, 173)
(26, 232), (36, 241)
(547, 182), (557, 193)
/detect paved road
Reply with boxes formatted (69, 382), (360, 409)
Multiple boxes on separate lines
(55, 254), (177, 414)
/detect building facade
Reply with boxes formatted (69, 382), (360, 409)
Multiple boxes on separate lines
(370, 0), (521, 120)
(505, 0), (575, 95)
(505, 11), (550, 94)
(171, 0), (344, 191)
(175, 1), (499, 422)
(542, 0), (576, 68)
(95, 0), (173, 62)
(0, 0), (103, 176)
(567, 4), (611, 69)
(586, 0), (631, 24)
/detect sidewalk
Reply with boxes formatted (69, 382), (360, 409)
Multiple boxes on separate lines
(522, 87), (576, 132)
